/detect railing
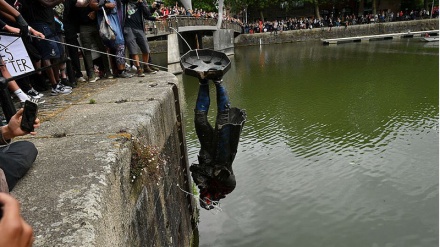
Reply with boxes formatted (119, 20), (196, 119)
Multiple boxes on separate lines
(145, 16), (243, 37)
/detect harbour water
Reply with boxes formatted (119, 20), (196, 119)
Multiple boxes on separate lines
(173, 38), (438, 247)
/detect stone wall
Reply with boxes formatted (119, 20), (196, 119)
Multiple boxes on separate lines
(13, 72), (197, 246)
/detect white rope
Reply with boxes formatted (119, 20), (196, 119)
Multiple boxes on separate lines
(25, 33), (169, 71)
(176, 183), (223, 214)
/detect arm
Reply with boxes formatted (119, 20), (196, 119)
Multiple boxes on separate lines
(90, 0), (115, 11)
(0, 0), (19, 18)
(1, 23), (20, 34)
(139, 0), (156, 21)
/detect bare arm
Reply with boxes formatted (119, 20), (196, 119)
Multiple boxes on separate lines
(0, 0), (20, 17)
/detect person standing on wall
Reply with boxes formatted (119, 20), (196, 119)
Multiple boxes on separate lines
(122, 0), (158, 76)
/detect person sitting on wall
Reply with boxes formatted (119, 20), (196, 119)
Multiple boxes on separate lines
(0, 108), (40, 193)
(190, 77), (246, 210)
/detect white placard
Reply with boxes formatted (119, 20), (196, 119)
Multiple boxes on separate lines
(0, 35), (35, 77)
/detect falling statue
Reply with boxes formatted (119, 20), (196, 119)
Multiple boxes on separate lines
(190, 77), (246, 210)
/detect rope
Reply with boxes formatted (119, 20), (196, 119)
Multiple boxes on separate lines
(176, 183), (223, 214)
(0, 32), (169, 71)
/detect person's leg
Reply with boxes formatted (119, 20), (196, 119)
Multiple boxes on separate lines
(214, 79), (232, 164)
(91, 28), (112, 77)
(0, 141), (38, 191)
(194, 79), (214, 153)
(0, 59), (30, 103)
(125, 28), (143, 77)
(115, 44), (130, 78)
(0, 168), (8, 192)
(65, 33), (84, 80)
(133, 29), (155, 74)
(79, 25), (97, 81)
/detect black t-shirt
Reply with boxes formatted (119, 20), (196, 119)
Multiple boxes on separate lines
(124, 2), (144, 30)
(78, 7), (97, 26)
(21, 0), (55, 26)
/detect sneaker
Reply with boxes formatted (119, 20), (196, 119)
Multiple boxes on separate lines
(58, 82), (72, 90)
(105, 74), (114, 79)
(136, 69), (145, 77)
(77, 76), (87, 83)
(118, 70), (133, 78)
(27, 88), (43, 99)
(143, 66), (157, 74)
(89, 76), (100, 83)
(60, 78), (74, 89)
(22, 97), (45, 106)
(20, 97), (45, 108)
(150, 65), (160, 71)
(51, 84), (72, 96)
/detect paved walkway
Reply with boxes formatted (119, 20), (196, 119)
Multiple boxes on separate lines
(36, 77), (120, 122)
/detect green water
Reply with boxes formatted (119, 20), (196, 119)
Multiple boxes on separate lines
(176, 39), (438, 247)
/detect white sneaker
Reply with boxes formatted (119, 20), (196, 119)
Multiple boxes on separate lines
(27, 88), (43, 99)
(58, 81), (72, 90)
(24, 96), (45, 104)
(77, 76), (86, 83)
(89, 76), (100, 83)
(51, 84), (72, 96)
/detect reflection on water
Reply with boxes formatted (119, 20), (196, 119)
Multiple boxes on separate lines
(179, 38), (438, 247)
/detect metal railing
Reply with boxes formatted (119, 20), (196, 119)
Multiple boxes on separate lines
(145, 16), (243, 37)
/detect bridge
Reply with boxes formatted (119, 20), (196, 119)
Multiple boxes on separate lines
(143, 16), (243, 74)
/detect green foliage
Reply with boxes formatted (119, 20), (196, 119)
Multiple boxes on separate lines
(192, 0), (217, 11)
(401, 0), (425, 9)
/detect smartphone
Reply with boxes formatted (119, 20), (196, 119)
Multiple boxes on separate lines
(20, 100), (38, 132)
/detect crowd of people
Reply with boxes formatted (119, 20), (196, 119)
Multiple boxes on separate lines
(244, 8), (439, 34)
(0, 0), (167, 109)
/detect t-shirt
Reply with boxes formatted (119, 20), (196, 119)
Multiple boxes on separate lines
(21, 0), (56, 26)
(124, 2), (143, 30)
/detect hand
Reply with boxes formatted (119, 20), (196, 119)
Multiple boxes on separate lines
(105, 2), (116, 9)
(8, 26), (20, 34)
(0, 193), (34, 247)
(29, 28), (44, 39)
(88, 11), (96, 20)
(4, 108), (40, 139)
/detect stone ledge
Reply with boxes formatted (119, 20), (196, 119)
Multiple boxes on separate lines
(11, 71), (194, 246)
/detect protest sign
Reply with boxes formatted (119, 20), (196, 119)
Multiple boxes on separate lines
(0, 35), (35, 77)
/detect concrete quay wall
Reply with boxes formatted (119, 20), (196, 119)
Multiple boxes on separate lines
(12, 72), (196, 246)
(234, 19), (439, 46)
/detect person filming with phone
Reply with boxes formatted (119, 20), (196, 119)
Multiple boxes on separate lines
(0, 105), (40, 193)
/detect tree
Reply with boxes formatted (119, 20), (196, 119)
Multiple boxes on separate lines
(302, 0), (321, 19)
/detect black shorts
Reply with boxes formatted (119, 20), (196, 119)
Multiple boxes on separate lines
(31, 23), (63, 60)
